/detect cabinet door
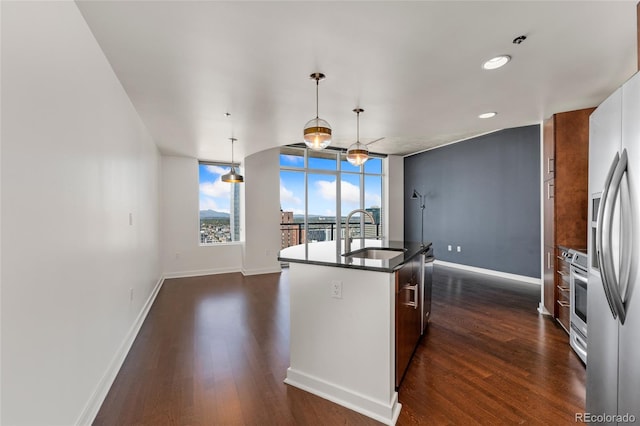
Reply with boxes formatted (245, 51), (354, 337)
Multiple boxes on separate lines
(395, 261), (421, 388)
(543, 246), (555, 315)
(544, 178), (555, 247)
(543, 117), (555, 181)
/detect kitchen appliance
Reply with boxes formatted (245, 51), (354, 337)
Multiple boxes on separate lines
(557, 246), (572, 333)
(421, 245), (434, 334)
(568, 249), (588, 364)
(586, 71), (639, 423)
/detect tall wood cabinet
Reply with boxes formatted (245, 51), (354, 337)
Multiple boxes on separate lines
(542, 108), (594, 332)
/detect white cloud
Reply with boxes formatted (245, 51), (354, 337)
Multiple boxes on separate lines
(200, 179), (230, 198)
(341, 180), (360, 203)
(365, 192), (382, 206)
(205, 165), (229, 175)
(316, 180), (336, 200)
(316, 179), (360, 203)
(280, 181), (302, 205)
(281, 154), (303, 164)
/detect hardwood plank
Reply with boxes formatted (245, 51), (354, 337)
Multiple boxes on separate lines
(93, 266), (585, 425)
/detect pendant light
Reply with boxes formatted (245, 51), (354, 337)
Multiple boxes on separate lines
(221, 138), (244, 183)
(346, 108), (369, 166)
(304, 72), (332, 151)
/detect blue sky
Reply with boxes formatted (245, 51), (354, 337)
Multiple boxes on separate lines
(199, 163), (232, 213)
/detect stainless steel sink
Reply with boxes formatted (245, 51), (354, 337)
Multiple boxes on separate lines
(343, 247), (406, 260)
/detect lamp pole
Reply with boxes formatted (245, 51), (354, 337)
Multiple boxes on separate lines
(411, 189), (425, 247)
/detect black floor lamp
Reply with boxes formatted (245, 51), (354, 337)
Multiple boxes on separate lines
(411, 189), (425, 247)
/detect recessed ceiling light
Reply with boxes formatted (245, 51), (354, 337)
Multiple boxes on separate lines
(478, 112), (497, 119)
(482, 55), (511, 70)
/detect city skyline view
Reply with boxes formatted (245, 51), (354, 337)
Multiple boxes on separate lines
(279, 153), (383, 219)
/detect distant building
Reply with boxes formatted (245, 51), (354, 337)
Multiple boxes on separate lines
(231, 183), (240, 240)
(365, 206), (381, 238)
(366, 207), (381, 224)
(281, 210), (305, 249)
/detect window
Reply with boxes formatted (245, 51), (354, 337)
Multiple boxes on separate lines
(198, 162), (241, 244)
(279, 146), (384, 250)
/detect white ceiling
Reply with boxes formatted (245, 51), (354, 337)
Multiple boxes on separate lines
(76, 1), (638, 162)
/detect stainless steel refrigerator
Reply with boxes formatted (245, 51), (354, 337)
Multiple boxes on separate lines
(587, 71), (640, 424)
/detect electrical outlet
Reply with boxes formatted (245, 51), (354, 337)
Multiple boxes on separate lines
(457, 246), (461, 252)
(129, 288), (134, 302)
(447, 245), (452, 251)
(330, 280), (342, 299)
(129, 212), (133, 226)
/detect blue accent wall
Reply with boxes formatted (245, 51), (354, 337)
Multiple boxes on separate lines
(404, 124), (541, 278)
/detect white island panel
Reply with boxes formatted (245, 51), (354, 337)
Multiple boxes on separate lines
(285, 262), (400, 425)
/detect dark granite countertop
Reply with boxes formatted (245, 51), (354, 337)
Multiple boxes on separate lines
(278, 239), (433, 273)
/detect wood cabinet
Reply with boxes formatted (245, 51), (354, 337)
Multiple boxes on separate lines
(395, 255), (422, 388)
(542, 108), (594, 332)
(543, 118), (556, 313)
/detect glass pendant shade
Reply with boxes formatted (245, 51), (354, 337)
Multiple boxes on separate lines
(304, 117), (332, 151)
(346, 107), (369, 166)
(346, 141), (369, 166)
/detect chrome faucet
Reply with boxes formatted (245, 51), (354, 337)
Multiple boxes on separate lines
(344, 209), (376, 254)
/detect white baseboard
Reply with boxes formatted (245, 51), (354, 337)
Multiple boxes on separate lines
(75, 275), (165, 426)
(284, 368), (401, 426)
(538, 303), (552, 315)
(162, 266), (241, 279)
(434, 260), (542, 286)
(241, 266), (282, 276)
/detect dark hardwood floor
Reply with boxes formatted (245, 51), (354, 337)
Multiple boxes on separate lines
(93, 266), (585, 425)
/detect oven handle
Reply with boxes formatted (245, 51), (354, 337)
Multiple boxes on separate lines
(571, 330), (588, 360)
(572, 269), (588, 284)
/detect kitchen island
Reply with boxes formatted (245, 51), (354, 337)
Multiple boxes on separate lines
(278, 239), (432, 425)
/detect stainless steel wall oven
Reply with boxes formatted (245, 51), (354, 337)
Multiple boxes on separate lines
(569, 249), (588, 364)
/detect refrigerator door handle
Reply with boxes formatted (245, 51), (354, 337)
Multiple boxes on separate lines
(602, 149), (628, 324)
(597, 152), (620, 320)
(619, 148), (632, 305)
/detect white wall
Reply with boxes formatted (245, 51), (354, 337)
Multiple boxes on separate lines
(160, 148), (281, 277)
(1, 2), (161, 425)
(386, 155), (404, 241)
(242, 147), (282, 275)
(160, 155), (243, 277)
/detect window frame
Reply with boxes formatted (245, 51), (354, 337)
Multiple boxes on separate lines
(279, 145), (386, 256)
(198, 160), (243, 245)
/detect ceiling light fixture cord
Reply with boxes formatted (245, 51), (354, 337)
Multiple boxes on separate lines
(356, 108), (360, 142)
(315, 77), (319, 119)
